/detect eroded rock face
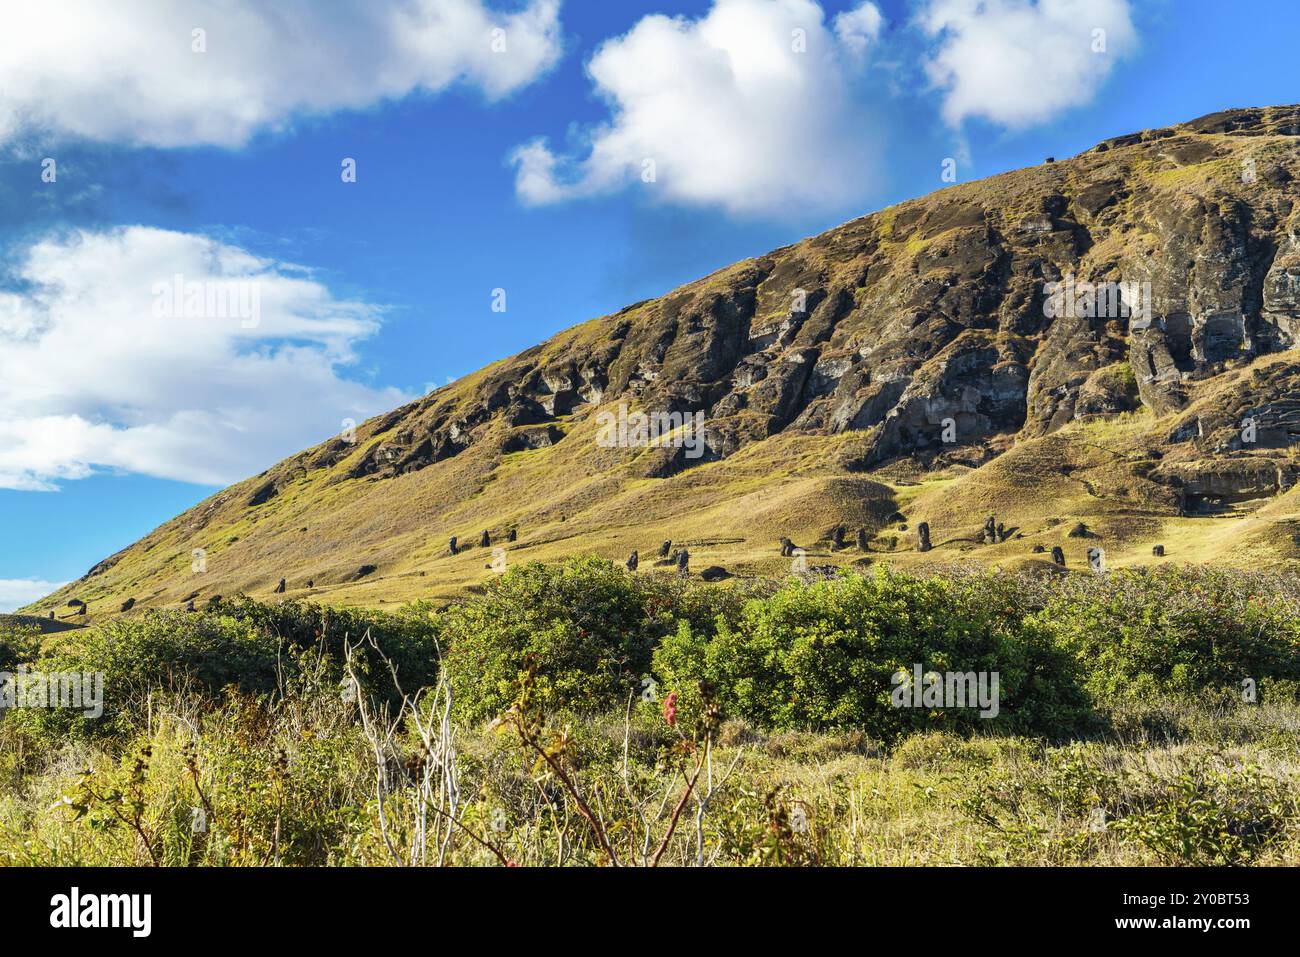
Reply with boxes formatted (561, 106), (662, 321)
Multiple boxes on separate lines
(1157, 459), (1296, 508)
(281, 108), (1300, 493)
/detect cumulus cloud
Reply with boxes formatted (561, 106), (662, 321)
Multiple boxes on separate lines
(920, 0), (1137, 128)
(0, 578), (66, 613)
(833, 2), (884, 58)
(510, 0), (885, 216)
(0, 0), (563, 149)
(0, 227), (408, 490)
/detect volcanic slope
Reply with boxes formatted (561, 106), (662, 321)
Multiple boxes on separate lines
(29, 106), (1300, 620)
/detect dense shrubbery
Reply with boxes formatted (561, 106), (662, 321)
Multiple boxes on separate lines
(8, 560), (1300, 743)
(9, 600), (439, 739)
(203, 596), (442, 696)
(17, 613), (282, 737)
(441, 557), (659, 724)
(1030, 567), (1300, 700)
(440, 557), (767, 724)
(652, 568), (1094, 740)
(0, 624), (40, 672)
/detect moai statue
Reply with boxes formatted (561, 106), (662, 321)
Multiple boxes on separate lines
(274, 578), (286, 594)
(1051, 546), (1066, 567)
(856, 528), (870, 552)
(983, 516), (998, 545)
(996, 522), (1007, 543)
(1152, 544), (1165, 557)
(676, 548), (690, 578)
(120, 598), (136, 612)
(1031, 544), (1046, 554)
(76, 604), (86, 616)
(48, 611), (54, 619)
(779, 537), (795, 557)
(185, 599), (195, 612)
(626, 550), (639, 573)
(480, 530), (491, 548)
(1088, 547), (1105, 574)
(832, 526), (846, 550)
(449, 536), (459, 556)
(659, 540), (672, 558)
(508, 527), (518, 543)
(306, 579), (314, 588)
(917, 522), (932, 552)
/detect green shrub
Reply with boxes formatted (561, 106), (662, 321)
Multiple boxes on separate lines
(442, 557), (658, 724)
(205, 596), (441, 696)
(636, 574), (769, 637)
(13, 612), (282, 738)
(0, 624), (40, 671)
(1109, 762), (1296, 865)
(1032, 567), (1300, 699)
(653, 568), (1093, 741)
(11, 598), (440, 740)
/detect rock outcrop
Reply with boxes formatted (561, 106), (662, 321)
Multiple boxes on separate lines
(233, 108), (1300, 492)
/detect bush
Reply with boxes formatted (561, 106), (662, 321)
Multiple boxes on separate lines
(1032, 567), (1300, 699)
(18, 612), (283, 738)
(0, 624), (40, 671)
(205, 596), (441, 696)
(1110, 762), (1298, 865)
(12, 599), (441, 740)
(653, 567), (1093, 741)
(442, 557), (659, 724)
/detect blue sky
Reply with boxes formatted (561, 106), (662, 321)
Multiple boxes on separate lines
(0, 0), (1296, 609)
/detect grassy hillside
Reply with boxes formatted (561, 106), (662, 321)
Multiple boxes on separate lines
(23, 105), (1300, 620)
(28, 373), (1300, 622)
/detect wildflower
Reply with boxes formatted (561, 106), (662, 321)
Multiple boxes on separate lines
(662, 691), (679, 726)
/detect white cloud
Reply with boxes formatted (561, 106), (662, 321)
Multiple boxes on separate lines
(834, 2), (884, 58)
(0, 227), (409, 490)
(510, 0), (885, 216)
(920, 0), (1137, 128)
(0, 0), (563, 149)
(0, 579), (66, 613)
